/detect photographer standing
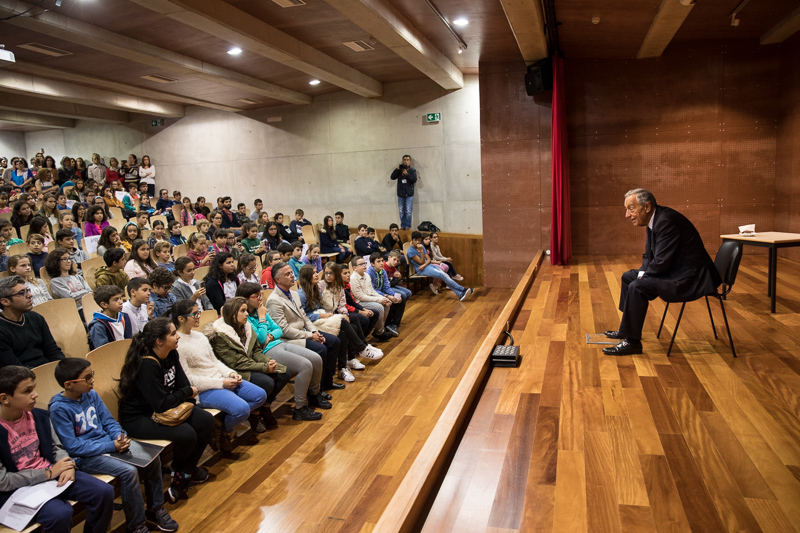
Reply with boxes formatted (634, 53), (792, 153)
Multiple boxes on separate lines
(390, 155), (417, 230)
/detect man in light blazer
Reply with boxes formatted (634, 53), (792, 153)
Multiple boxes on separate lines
(603, 189), (721, 356)
(266, 262), (343, 393)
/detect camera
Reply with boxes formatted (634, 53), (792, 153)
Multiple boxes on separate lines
(399, 163), (408, 170)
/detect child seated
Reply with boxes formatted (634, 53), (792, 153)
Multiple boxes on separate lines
(384, 250), (412, 300)
(237, 253), (260, 285)
(240, 222), (266, 256)
(146, 220), (168, 249)
(26, 233), (48, 278)
(259, 250), (281, 289)
(168, 220), (186, 246)
(381, 223), (404, 255)
(367, 252), (406, 333)
(0, 365), (114, 533)
(7, 255), (52, 307)
(149, 267), (177, 318)
(210, 228), (230, 255)
(289, 208), (311, 242)
(49, 359), (178, 533)
(122, 277), (153, 335)
(154, 241), (175, 271)
(287, 241), (304, 278)
(94, 248), (131, 293)
(0, 219), (23, 246)
(55, 229), (90, 272)
(353, 224), (382, 257)
(235, 202), (250, 227)
(88, 285), (133, 350)
(301, 244), (322, 273)
(186, 232), (214, 268)
(58, 212), (84, 251)
(0, 237), (7, 272)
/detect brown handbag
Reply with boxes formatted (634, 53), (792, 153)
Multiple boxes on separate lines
(143, 356), (194, 426)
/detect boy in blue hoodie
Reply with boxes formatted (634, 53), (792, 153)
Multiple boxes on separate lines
(367, 252), (406, 334)
(87, 285), (133, 350)
(0, 365), (114, 533)
(49, 358), (178, 533)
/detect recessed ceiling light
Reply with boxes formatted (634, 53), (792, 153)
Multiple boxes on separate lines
(227, 47), (242, 55)
(452, 18), (468, 26)
(309, 79), (321, 85)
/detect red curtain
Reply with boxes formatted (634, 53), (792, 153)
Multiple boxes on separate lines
(550, 55), (571, 265)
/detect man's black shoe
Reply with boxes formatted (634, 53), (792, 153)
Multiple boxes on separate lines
(323, 383), (345, 391)
(308, 394), (332, 409)
(319, 391), (332, 400)
(604, 330), (623, 339)
(292, 406), (322, 421)
(602, 340), (643, 356)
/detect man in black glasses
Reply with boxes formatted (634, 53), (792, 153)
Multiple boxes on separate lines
(0, 275), (65, 368)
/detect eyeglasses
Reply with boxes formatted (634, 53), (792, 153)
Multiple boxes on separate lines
(355, 262), (365, 267)
(65, 371), (95, 384)
(60, 257), (71, 262)
(8, 288), (32, 299)
(181, 312), (201, 318)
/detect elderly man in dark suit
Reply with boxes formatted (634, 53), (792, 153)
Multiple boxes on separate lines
(603, 189), (722, 356)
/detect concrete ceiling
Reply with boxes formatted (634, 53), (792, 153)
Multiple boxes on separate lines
(0, 0), (797, 130)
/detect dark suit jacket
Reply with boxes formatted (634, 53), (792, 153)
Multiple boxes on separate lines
(641, 205), (721, 302)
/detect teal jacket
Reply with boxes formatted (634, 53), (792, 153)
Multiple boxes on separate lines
(247, 311), (283, 353)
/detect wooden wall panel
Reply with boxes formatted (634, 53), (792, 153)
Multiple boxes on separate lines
(481, 41), (793, 287)
(776, 35), (800, 262)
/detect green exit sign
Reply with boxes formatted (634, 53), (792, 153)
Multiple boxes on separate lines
(151, 119), (163, 127)
(425, 113), (441, 122)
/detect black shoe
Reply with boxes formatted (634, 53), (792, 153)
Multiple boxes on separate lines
(319, 391), (332, 400)
(249, 412), (267, 434)
(602, 340), (643, 356)
(146, 506), (179, 532)
(190, 466), (208, 484)
(293, 405), (323, 421)
(166, 473), (189, 503)
(308, 393), (332, 409)
(323, 382), (345, 391)
(260, 406), (278, 429)
(604, 330), (623, 339)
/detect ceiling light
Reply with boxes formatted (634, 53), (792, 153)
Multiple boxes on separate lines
(309, 79), (320, 85)
(0, 45), (16, 63)
(452, 18), (468, 26)
(227, 47), (242, 55)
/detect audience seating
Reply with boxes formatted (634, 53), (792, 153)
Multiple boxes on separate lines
(180, 225), (196, 239)
(0, 211), (10, 221)
(150, 215), (168, 228)
(81, 292), (101, 324)
(301, 225), (318, 245)
(261, 289), (273, 301)
(32, 360), (62, 410)
(194, 265), (210, 281)
(171, 204), (182, 221)
(109, 215), (126, 232)
(19, 225), (30, 241)
(195, 309), (217, 330)
(8, 242), (27, 256)
(39, 267), (54, 297)
(174, 243), (188, 257)
(35, 299), (90, 358)
(0, 271), (7, 278)
(141, 229), (151, 240)
(85, 339), (132, 420)
(81, 256), (106, 290)
(108, 206), (123, 220)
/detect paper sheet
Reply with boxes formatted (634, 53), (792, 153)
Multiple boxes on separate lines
(0, 480), (72, 531)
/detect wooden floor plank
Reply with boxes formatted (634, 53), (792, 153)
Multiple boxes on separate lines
(420, 255), (800, 533)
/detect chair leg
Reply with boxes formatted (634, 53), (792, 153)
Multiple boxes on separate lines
(705, 296), (718, 340)
(718, 297), (737, 358)
(666, 303), (686, 358)
(657, 302), (670, 339)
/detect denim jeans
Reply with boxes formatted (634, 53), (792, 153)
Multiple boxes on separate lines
(35, 470), (114, 533)
(391, 285), (412, 302)
(77, 453), (164, 529)
(397, 196), (413, 229)
(416, 264), (466, 296)
(197, 380), (266, 432)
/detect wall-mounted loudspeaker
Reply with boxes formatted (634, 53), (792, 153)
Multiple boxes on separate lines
(525, 58), (553, 96)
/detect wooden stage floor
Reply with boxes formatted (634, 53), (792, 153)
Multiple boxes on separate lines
(161, 285), (512, 533)
(423, 254), (800, 533)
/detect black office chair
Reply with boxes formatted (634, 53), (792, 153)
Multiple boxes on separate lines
(657, 241), (743, 358)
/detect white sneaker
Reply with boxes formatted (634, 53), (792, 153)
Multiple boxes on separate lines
(365, 345), (384, 359)
(453, 275), (464, 281)
(339, 368), (355, 382)
(429, 283), (439, 295)
(347, 358), (366, 370)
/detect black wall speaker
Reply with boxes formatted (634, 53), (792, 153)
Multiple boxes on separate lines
(525, 58), (553, 96)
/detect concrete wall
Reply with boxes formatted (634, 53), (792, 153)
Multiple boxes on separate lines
(0, 131), (27, 161)
(24, 76), (482, 234)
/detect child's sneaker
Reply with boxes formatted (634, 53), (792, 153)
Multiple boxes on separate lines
(146, 506), (179, 532)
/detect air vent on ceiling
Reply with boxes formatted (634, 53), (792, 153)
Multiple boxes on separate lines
(237, 98), (262, 105)
(18, 42), (72, 57)
(343, 40), (375, 52)
(140, 74), (178, 83)
(271, 0), (306, 7)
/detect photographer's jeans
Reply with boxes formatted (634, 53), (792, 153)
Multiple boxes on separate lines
(398, 196), (413, 230)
